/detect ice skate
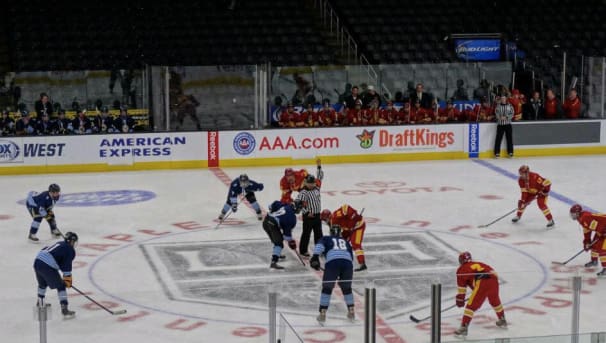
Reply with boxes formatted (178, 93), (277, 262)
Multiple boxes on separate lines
(316, 309), (326, 325)
(28, 233), (39, 243)
(279, 255), (286, 260)
(218, 212), (225, 221)
(511, 216), (520, 223)
(597, 268), (606, 277)
(347, 306), (355, 322)
(453, 324), (468, 338)
(354, 264), (367, 272)
(51, 229), (62, 238)
(256, 211), (263, 221)
(584, 260), (598, 268)
(546, 220), (555, 228)
(270, 262), (284, 270)
(61, 304), (75, 319)
(496, 317), (508, 328)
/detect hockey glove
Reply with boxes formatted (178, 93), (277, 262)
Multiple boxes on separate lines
(288, 239), (297, 250)
(258, 183), (264, 191)
(583, 239), (592, 251)
(230, 199), (238, 213)
(44, 210), (54, 220)
(310, 255), (321, 271)
(293, 199), (303, 214)
(39, 207), (48, 218)
(63, 275), (73, 288)
(455, 294), (465, 308)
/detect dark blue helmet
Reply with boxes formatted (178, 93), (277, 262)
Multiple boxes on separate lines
(64, 231), (78, 245)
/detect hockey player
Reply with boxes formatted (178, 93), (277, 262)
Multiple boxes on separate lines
(279, 159), (323, 204)
(512, 165), (555, 228)
(454, 251), (507, 338)
(310, 224), (355, 324)
(570, 204), (606, 276)
(321, 205), (367, 272)
(262, 200), (297, 270)
(218, 174), (264, 221)
(34, 231), (78, 319)
(26, 183), (62, 242)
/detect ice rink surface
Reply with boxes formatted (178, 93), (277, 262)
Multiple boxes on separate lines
(1, 155), (605, 342)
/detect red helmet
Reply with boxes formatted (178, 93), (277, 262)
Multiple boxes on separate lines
(284, 168), (294, 177)
(459, 251), (472, 265)
(320, 209), (332, 223)
(570, 204), (582, 219)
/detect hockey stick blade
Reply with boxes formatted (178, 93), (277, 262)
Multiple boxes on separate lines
(551, 261), (567, 265)
(409, 315), (421, 323)
(112, 309), (127, 315)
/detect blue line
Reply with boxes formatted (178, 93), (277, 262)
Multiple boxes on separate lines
(472, 159), (597, 212)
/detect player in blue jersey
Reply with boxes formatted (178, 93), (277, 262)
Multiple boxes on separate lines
(262, 200), (297, 270)
(310, 224), (355, 324)
(218, 174), (265, 221)
(33, 231), (78, 319)
(26, 183), (62, 242)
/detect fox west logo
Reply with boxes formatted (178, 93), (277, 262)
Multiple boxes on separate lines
(0, 139), (20, 162)
(356, 129), (375, 149)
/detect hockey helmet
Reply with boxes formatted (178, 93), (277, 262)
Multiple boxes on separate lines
(64, 231), (78, 247)
(320, 209), (332, 223)
(570, 204), (582, 220)
(239, 174), (250, 188)
(519, 165), (529, 175)
(284, 168), (294, 177)
(305, 174), (316, 185)
(330, 224), (342, 237)
(458, 251), (472, 265)
(48, 183), (61, 200)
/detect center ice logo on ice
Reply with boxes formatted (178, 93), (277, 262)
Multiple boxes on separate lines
(18, 190), (156, 207)
(356, 129), (375, 149)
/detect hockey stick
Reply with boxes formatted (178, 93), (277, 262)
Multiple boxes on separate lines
(551, 240), (597, 265)
(71, 285), (127, 315)
(214, 197), (245, 230)
(477, 208), (517, 228)
(291, 246), (307, 267)
(409, 299), (466, 323)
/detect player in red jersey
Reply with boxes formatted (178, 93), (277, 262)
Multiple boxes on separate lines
(512, 165), (555, 228)
(453, 251), (507, 338)
(321, 205), (367, 271)
(279, 160), (323, 204)
(570, 204), (606, 276)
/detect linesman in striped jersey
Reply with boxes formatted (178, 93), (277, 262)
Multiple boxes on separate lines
(294, 163), (324, 257)
(494, 95), (515, 158)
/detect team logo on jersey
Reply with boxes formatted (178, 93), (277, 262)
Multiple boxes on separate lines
(233, 132), (256, 155)
(0, 139), (21, 162)
(18, 190), (156, 207)
(356, 129), (375, 149)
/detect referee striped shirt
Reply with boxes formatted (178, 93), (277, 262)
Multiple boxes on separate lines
(495, 103), (514, 125)
(296, 187), (322, 215)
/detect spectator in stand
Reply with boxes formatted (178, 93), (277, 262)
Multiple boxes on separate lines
(114, 106), (135, 133)
(36, 113), (53, 135)
(34, 92), (53, 119)
(523, 91), (544, 120)
(344, 99), (362, 126)
(563, 89), (582, 119)
(361, 85), (381, 109)
(452, 79), (470, 101)
(15, 110), (36, 136)
(51, 109), (70, 135)
(410, 83), (433, 109)
(72, 109), (92, 134)
(94, 106), (115, 133)
(473, 79), (491, 101)
(319, 99), (339, 127)
(1, 109), (15, 136)
(344, 85), (361, 109)
(378, 100), (397, 125)
(509, 89), (524, 121)
(279, 102), (298, 128)
(494, 95), (515, 158)
(406, 81), (416, 101)
(543, 89), (562, 119)
(336, 83), (352, 105)
(475, 97), (495, 122)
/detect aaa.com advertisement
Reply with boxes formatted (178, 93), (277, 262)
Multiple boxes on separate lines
(218, 125), (467, 161)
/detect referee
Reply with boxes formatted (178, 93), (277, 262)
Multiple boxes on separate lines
(494, 95), (515, 158)
(296, 174), (323, 257)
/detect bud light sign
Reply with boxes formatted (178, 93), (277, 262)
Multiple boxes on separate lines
(455, 39), (500, 61)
